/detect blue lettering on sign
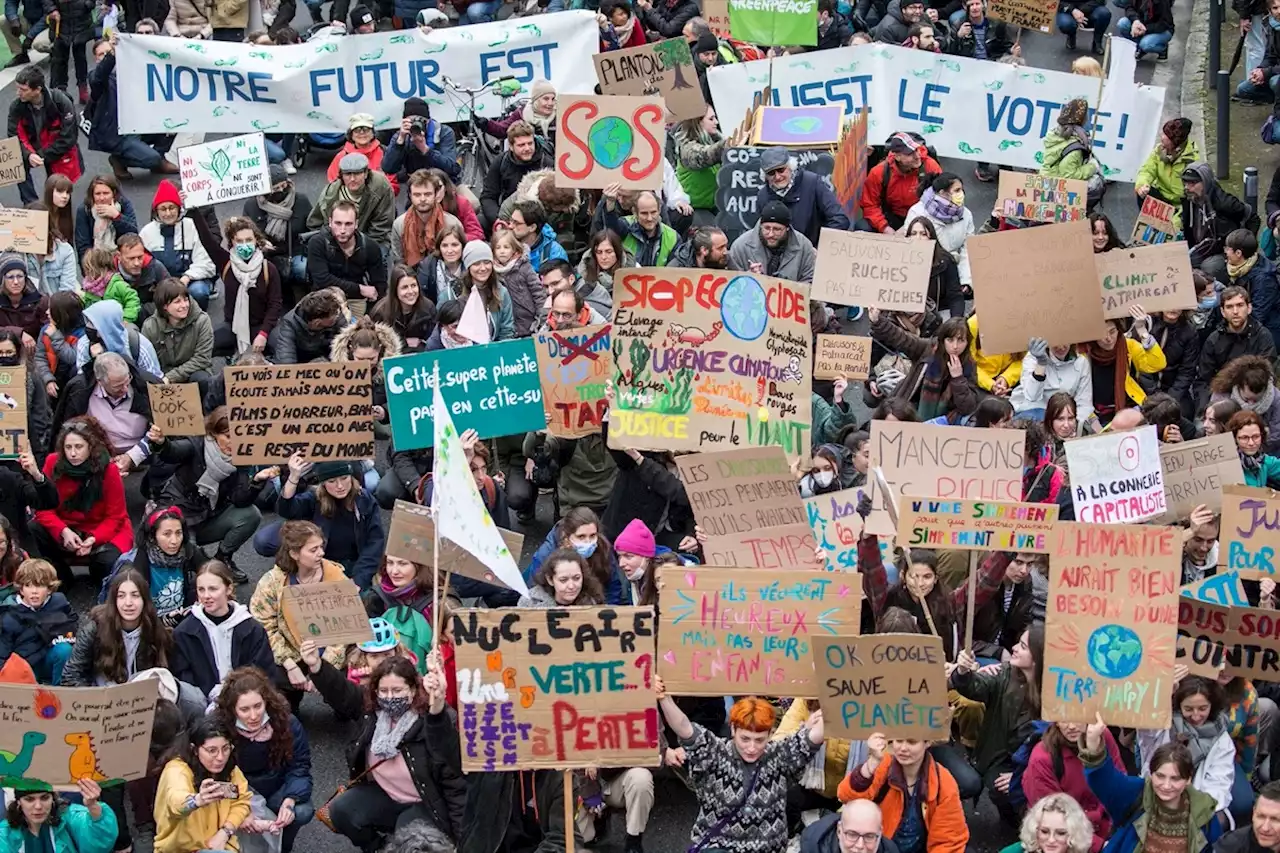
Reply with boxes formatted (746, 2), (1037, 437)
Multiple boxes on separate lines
(1090, 110), (1129, 151)
(479, 43), (556, 84)
(309, 60), (443, 106)
(147, 64), (278, 103)
(986, 95), (1064, 138)
(790, 76), (873, 117)
(896, 79), (949, 125)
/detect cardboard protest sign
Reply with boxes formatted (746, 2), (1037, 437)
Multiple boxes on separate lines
(147, 383), (205, 437)
(1096, 242), (1196, 319)
(281, 579), (373, 647)
(813, 335), (871, 381)
(0, 138), (23, 188)
(656, 567), (859, 696)
(898, 499), (1057, 552)
(1223, 606), (1280, 681)
(0, 680), (157, 788)
(451, 606), (660, 771)
(609, 267), (812, 460)
(178, 132), (270, 207)
(728, 0), (816, 45)
(995, 172), (1087, 222)
(554, 94), (666, 190)
(1176, 596), (1230, 678)
(1130, 195), (1178, 246)
(750, 106), (843, 147)
(1219, 484), (1280, 580)
(832, 110), (869, 220)
(806, 486), (896, 569)
(812, 229), (932, 312)
(0, 366), (27, 458)
(703, 0), (731, 35)
(715, 147), (834, 243)
(675, 446), (807, 537)
(593, 39), (706, 122)
(0, 208), (47, 253)
(1064, 425), (1166, 523)
(703, 522), (826, 571)
(225, 361), (373, 464)
(870, 421), (1025, 502)
(813, 634), (949, 741)
(1182, 571), (1249, 607)
(532, 324), (612, 439)
(1042, 523), (1178, 727)
(386, 501), (526, 590)
(987, 0), (1056, 31)
(384, 340), (543, 451)
(1157, 433), (1243, 522)
(969, 221), (1109, 354)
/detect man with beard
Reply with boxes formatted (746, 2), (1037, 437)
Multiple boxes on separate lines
(861, 132), (942, 233)
(728, 201), (815, 282)
(754, 148), (848, 247)
(670, 226), (729, 269)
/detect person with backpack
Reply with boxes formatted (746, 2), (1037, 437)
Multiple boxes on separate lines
(73, 298), (163, 378)
(861, 133), (943, 234)
(1039, 99), (1104, 209)
(1022, 722), (1127, 852)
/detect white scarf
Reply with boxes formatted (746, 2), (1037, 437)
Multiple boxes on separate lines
(197, 436), (238, 508)
(229, 249), (264, 354)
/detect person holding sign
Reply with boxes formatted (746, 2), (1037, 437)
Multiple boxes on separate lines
(1023, 724), (1128, 852)
(0, 779), (117, 853)
(1082, 305), (1166, 427)
(1012, 338), (1096, 427)
(153, 716), (255, 853)
(1134, 119), (1200, 211)
(140, 279), (214, 395)
(436, 242), (515, 342)
(867, 310), (977, 423)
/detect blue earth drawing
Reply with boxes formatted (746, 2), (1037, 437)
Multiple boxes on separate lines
(781, 116), (823, 136)
(588, 117), (634, 169)
(1086, 624), (1143, 679)
(720, 275), (768, 340)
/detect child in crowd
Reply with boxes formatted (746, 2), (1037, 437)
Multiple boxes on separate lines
(0, 559), (77, 684)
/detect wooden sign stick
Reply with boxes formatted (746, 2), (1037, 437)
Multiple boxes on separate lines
(564, 771), (575, 853)
(964, 551), (979, 652)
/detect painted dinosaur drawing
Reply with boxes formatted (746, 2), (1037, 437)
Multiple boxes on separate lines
(65, 733), (107, 782)
(0, 731), (45, 776)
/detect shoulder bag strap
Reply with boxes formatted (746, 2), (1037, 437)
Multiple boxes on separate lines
(688, 762), (762, 853)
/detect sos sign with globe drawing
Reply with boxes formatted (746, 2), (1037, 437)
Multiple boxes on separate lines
(1043, 522), (1180, 729)
(555, 94), (666, 191)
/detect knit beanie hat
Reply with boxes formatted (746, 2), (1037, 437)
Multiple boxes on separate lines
(268, 163), (289, 186)
(760, 200), (792, 227)
(1057, 98), (1088, 128)
(614, 518), (657, 558)
(462, 240), (494, 269)
(0, 254), (26, 282)
(530, 79), (555, 100)
(403, 96), (431, 120)
(151, 179), (182, 213)
(1163, 117), (1191, 149)
(695, 31), (719, 54)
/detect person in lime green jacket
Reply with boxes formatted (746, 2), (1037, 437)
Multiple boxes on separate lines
(1135, 118), (1200, 208)
(79, 247), (141, 324)
(1038, 98), (1099, 183)
(675, 107), (724, 213)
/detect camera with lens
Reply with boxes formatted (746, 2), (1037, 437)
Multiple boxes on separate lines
(408, 116), (428, 135)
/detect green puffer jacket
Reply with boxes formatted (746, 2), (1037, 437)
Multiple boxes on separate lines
(141, 298), (214, 383)
(1134, 139), (1201, 208)
(675, 127), (724, 211)
(1039, 128), (1098, 182)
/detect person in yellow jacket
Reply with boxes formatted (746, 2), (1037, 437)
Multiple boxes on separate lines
(967, 315), (1023, 396)
(1081, 304), (1166, 427)
(154, 716), (254, 853)
(772, 697), (851, 830)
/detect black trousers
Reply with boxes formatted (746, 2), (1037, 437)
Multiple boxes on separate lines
(28, 519), (122, 586)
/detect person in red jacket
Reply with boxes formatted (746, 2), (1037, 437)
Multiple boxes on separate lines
(1022, 722), (1127, 853)
(860, 132), (942, 233)
(30, 416), (133, 586)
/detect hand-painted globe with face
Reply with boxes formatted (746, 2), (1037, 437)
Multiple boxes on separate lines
(1086, 624), (1143, 680)
(588, 117), (634, 170)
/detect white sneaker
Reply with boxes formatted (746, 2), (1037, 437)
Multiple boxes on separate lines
(283, 160), (297, 175)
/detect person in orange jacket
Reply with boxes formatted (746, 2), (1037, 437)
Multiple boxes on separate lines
(860, 132), (942, 234)
(838, 735), (970, 853)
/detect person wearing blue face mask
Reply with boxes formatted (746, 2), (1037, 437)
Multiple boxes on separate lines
(190, 210), (285, 359)
(522, 506), (627, 605)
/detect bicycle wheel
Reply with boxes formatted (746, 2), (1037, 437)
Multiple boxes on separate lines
(458, 141), (485, 189)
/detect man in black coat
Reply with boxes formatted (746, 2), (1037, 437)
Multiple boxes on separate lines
(243, 164), (313, 291)
(84, 37), (179, 182)
(1215, 781), (1280, 853)
(1195, 285), (1277, 406)
(305, 199), (387, 312)
(479, 121), (554, 229)
(755, 147), (850, 247)
(802, 801), (902, 853)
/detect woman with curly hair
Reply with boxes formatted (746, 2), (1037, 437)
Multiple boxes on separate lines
(215, 667), (313, 853)
(999, 792), (1094, 853)
(522, 506), (624, 604)
(31, 417), (133, 585)
(1211, 355), (1280, 454)
(518, 548), (603, 607)
(153, 716), (254, 853)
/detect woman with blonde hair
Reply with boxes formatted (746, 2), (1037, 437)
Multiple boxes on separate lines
(999, 793), (1094, 853)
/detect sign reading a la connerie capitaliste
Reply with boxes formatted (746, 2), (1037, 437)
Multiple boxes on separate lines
(1064, 425), (1166, 524)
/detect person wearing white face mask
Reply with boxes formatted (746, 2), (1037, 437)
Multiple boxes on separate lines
(798, 444), (845, 498)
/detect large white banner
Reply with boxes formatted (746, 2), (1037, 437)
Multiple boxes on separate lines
(707, 44), (1164, 182)
(116, 11), (599, 134)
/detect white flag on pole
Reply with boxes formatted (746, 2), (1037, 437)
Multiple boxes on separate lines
(431, 377), (528, 595)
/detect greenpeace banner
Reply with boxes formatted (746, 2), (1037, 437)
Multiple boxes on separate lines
(115, 12), (599, 134)
(706, 44), (1163, 182)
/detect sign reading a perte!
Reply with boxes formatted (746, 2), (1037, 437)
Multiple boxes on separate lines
(281, 579), (374, 647)
(897, 499), (1057, 552)
(813, 633), (949, 741)
(178, 132), (271, 207)
(450, 607), (660, 771)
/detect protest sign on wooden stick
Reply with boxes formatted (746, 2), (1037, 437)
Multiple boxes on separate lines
(813, 634), (949, 741)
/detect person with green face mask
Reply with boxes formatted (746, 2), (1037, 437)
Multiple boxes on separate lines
(190, 208), (285, 358)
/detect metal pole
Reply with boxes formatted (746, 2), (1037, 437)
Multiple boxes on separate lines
(1246, 166), (1260, 213)
(1209, 0), (1221, 89)
(1218, 70), (1231, 179)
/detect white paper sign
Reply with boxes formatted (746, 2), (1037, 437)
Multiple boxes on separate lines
(178, 132), (271, 207)
(1064, 425), (1166, 523)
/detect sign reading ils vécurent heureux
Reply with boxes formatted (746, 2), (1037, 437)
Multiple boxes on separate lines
(554, 94), (666, 191)
(178, 132), (271, 207)
(147, 383), (205, 437)
(813, 633), (949, 741)
(0, 366), (27, 458)
(385, 500), (526, 591)
(532, 324), (612, 439)
(675, 446), (807, 537)
(384, 340), (544, 451)
(1157, 433), (1243, 522)
(897, 499), (1057, 552)
(1219, 484), (1280, 580)
(813, 335), (871, 381)
(811, 229), (932, 312)
(1043, 522), (1178, 728)
(225, 361), (374, 464)
(1096, 242), (1196, 319)
(281, 579), (374, 647)
(593, 38), (706, 122)
(1064, 425), (1166, 524)
(609, 267), (812, 461)
(0, 680), (157, 788)
(995, 172), (1087, 222)
(870, 421), (1025, 502)
(450, 606), (660, 771)
(656, 567), (859, 696)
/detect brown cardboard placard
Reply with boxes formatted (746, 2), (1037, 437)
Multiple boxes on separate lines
(987, 0), (1056, 31)
(225, 361), (374, 464)
(386, 501), (526, 590)
(1096, 242), (1197, 319)
(1218, 484), (1280, 580)
(0, 138), (24, 188)
(0, 208), (47, 254)
(281, 579), (374, 647)
(897, 498), (1057, 552)
(832, 111), (869, 221)
(994, 172), (1087, 223)
(813, 334), (871, 381)
(0, 365), (27, 459)
(147, 383), (205, 437)
(450, 606), (660, 771)
(703, 0), (731, 36)
(968, 220), (1109, 354)
(656, 567), (860, 696)
(1176, 596), (1229, 678)
(554, 94), (666, 190)
(1222, 605), (1280, 680)
(806, 486), (895, 569)
(812, 633), (949, 741)
(593, 38), (707, 122)
(674, 446), (806, 537)
(532, 324), (612, 439)
(870, 421), (1026, 502)
(811, 228), (933, 312)
(0, 680), (157, 789)
(1042, 522), (1179, 727)
(703, 522), (826, 571)
(1156, 433), (1243, 522)
(1130, 195), (1178, 246)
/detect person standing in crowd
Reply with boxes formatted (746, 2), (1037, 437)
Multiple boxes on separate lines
(8, 65), (81, 206)
(755, 148), (849, 247)
(862, 133), (943, 234)
(85, 36), (179, 182)
(729, 201), (817, 282)
(675, 106), (724, 220)
(1183, 163), (1259, 284)
(138, 181), (216, 311)
(308, 153), (396, 252)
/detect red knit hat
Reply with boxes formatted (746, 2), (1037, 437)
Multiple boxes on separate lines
(151, 179), (182, 215)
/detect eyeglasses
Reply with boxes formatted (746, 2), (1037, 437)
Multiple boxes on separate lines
(551, 310), (577, 321)
(199, 743), (232, 757)
(839, 831), (882, 847)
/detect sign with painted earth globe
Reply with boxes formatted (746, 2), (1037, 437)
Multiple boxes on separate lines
(782, 116), (823, 135)
(1086, 624), (1143, 679)
(589, 117), (634, 169)
(720, 276), (769, 341)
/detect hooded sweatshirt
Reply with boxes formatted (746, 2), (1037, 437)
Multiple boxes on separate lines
(75, 299), (164, 378)
(1181, 161), (1260, 257)
(190, 602), (255, 689)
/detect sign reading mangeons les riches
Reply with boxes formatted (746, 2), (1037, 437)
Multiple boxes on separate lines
(1043, 522), (1179, 728)
(609, 267), (812, 460)
(656, 568), (860, 696)
(898, 499), (1058, 552)
(813, 633), (949, 741)
(450, 607), (660, 771)
(870, 421), (1026, 501)
(225, 361), (373, 464)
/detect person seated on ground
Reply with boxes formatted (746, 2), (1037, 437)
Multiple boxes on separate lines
(428, 169), (483, 242)
(0, 779), (116, 853)
(1023, 723), (1126, 853)
(866, 309), (977, 423)
(1197, 286), (1276, 404)
(600, 440), (693, 550)
(0, 331), (49, 456)
(113, 233), (171, 322)
(491, 230), (546, 338)
(507, 198), (570, 274)
(36, 291), (84, 399)
(29, 205), (77, 294)
(814, 376), (861, 445)
(244, 165), (312, 292)
(1181, 504), (1221, 585)
(1183, 163), (1259, 285)
(1228, 410), (1280, 487)
(361, 555), (436, 666)
(420, 431), (510, 531)
(999, 793), (1093, 853)
(191, 211), (284, 359)
(524, 508), (625, 605)
(326, 113), (398, 196)
(803, 800), (901, 853)
(479, 121), (555, 230)
(0, 446), (56, 566)
(1210, 355), (1280, 453)
(1011, 337), (1095, 426)
(903, 175), (973, 303)
(30, 415), (133, 586)
(1115, 0), (1174, 58)
(372, 265), (435, 353)
(519, 548), (604, 608)
(415, 223), (466, 306)
(61, 567), (170, 686)
(1219, 671), (1275, 820)
(729, 201), (817, 282)
(1038, 98), (1100, 203)
(673, 107), (725, 221)
(1135, 673), (1237, 818)
(755, 147), (849, 247)
(99, 505), (201, 624)
(0, 558), (76, 684)
(1145, 307), (1201, 419)
(542, 259), (610, 326)
(1226, 229), (1280, 345)
(331, 315), (399, 439)
(1136, 118), (1199, 210)
(970, 552), (1040, 664)
(307, 200), (388, 320)
(437, 241), (515, 342)
(1081, 305), (1165, 428)
(862, 132), (943, 234)
(1216, 780), (1280, 853)
(391, 169), (461, 274)
(599, 187), (680, 268)
(481, 80), (557, 148)
(250, 519), (349, 707)
(78, 247), (140, 328)
(141, 277), (214, 396)
(382, 99), (460, 185)
(172, 560), (278, 703)
(153, 716), (254, 853)
(307, 153), (396, 253)
(73, 174), (138, 261)
(599, 0), (647, 49)
(55, 342), (158, 474)
(577, 229), (633, 299)
(874, 0), (927, 42)
(215, 667), (314, 853)
(268, 288), (349, 365)
(0, 253), (47, 350)
(139, 180), (216, 310)
(1057, 0), (1110, 54)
